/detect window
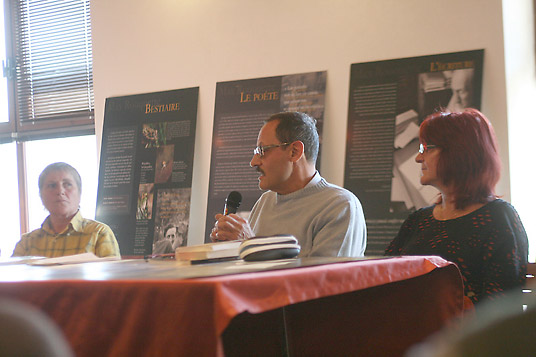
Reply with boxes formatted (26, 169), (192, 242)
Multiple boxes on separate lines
(0, 142), (20, 257)
(1, 0), (95, 140)
(0, 0), (8, 124)
(0, 0), (97, 257)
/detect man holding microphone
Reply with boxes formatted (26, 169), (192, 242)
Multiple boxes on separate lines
(211, 111), (366, 258)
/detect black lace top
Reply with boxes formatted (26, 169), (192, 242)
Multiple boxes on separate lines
(385, 199), (528, 304)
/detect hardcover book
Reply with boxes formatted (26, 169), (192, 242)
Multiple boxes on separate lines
(175, 240), (241, 262)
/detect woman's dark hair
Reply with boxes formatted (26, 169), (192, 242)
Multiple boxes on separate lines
(420, 108), (501, 209)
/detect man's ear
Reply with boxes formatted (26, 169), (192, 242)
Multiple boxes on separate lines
(289, 141), (305, 162)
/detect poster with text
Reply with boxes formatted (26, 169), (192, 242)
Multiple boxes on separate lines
(96, 87), (198, 256)
(344, 50), (484, 255)
(205, 71), (327, 242)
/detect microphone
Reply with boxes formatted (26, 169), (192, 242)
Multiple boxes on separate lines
(224, 191), (242, 215)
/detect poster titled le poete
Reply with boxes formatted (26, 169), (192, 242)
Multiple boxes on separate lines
(96, 88), (198, 256)
(204, 71), (326, 242)
(344, 50), (483, 255)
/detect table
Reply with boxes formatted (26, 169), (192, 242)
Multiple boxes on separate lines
(0, 256), (463, 356)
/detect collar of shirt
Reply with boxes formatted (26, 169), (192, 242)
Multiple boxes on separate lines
(305, 171), (321, 188)
(41, 210), (83, 235)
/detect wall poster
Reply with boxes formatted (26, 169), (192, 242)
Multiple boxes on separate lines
(344, 50), (484, 255)
(204, 71), (327, 242)
(96, 88), (198, 256)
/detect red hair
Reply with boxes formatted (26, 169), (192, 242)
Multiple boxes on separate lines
(419, 109), (501, 209)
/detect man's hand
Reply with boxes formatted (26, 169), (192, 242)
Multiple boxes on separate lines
(210, 213), (255, 242)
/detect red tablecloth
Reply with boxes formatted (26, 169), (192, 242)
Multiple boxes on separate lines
(0, 256), (463, 356)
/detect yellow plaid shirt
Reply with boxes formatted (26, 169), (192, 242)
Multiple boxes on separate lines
(12, 211), (121, 258)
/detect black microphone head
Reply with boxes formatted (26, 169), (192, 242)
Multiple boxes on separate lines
(224, 191), (242, 215)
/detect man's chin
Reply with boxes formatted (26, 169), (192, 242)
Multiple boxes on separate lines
(258, 177), (269, 191)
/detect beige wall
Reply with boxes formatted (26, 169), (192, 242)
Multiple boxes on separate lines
(91, 0), (510, 245)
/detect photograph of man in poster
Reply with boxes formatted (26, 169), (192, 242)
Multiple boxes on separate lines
(417, 68), (476, 119)
(152, 222), (188, 254)
(446, 68), (474, 112)
(152, 224), (174, 254)
(152, 188), (191, 254)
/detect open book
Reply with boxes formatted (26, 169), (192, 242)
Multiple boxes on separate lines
(175, 240), (242, 263)
(176, 235), (300, 263)
(239, 235), (300, 261)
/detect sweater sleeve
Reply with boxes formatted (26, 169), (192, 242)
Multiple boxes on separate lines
(247, 191), (270, 236)
(478, 203), (528, 301)
(385, 210), (419, 256)
(308, 190), (366, 258)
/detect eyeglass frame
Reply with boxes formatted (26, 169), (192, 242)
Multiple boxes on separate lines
(253, 142), (290, 157)
(418, 143), (438, 154)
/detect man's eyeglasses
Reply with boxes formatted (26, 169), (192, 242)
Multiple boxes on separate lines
(418, 143), (438, 154)
(253, 143), (290, 157)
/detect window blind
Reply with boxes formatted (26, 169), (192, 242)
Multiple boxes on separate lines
(10, 0), (95, 140)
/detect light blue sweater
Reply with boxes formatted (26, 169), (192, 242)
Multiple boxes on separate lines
(248, 174), (366, 257)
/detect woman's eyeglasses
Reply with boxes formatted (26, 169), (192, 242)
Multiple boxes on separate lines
(418, 143), (438, 154)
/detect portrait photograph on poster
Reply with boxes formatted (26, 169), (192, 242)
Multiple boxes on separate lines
(152, 188), (191, 254)
(344, 50), (484, 254)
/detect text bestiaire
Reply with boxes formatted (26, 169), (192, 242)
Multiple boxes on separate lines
(145, 102), (180, 114)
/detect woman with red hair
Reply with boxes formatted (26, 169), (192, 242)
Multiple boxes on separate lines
(386, 109), (528, 305)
